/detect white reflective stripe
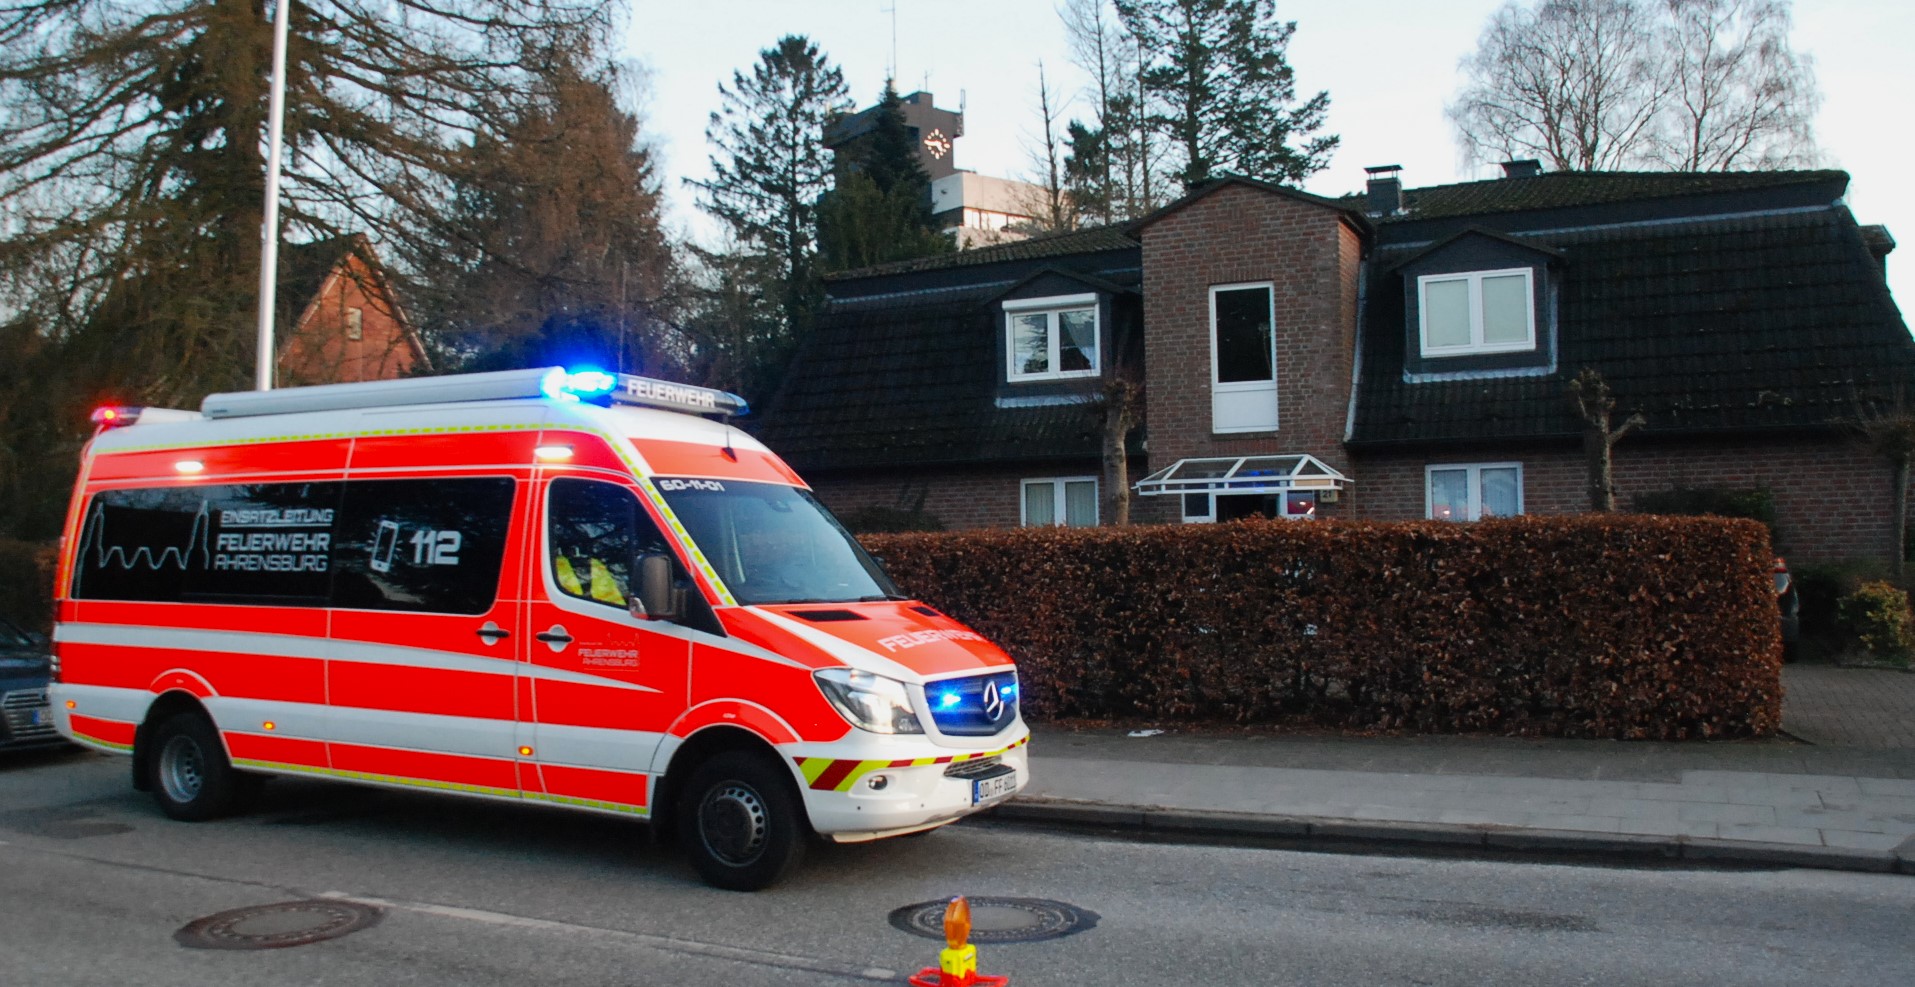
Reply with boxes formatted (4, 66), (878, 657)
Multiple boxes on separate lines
(750, 609), (920, 682)
(209, 696), (514, 760)
(55, 621), (659, 694)
(203, 696), (329, 742)
(532, 721), (667, 774)
(50, 682), (154, 724)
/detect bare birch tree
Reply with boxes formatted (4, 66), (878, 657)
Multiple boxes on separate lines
(1017, 61), (1079, 234)
(1450, 0), (1819, 172)
(1655, 0), (1818, 170)
(1451, 0), (1669, 171)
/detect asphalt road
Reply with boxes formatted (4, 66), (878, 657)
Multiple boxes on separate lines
(3, 747), (1910, 987)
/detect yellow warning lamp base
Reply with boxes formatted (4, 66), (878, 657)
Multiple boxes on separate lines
(907, 896), (1009, 986)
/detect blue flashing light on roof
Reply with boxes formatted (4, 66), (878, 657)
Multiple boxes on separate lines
(540, 367), (618, 403)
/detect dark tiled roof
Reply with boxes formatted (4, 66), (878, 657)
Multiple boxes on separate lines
(827, 223), (1140, 280)
(279, 235), (361, 311)
(1350, 207), (1915, 446)
(1346, 169), (1847, 223)
(754, 287), (1109, 471)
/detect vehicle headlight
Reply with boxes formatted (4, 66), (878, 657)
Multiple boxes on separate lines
(814, 668), (923, 734)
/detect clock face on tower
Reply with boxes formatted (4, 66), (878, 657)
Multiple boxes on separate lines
(923, 129), (952, 159)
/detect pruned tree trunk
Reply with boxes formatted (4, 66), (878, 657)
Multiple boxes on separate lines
(1102, 375), (1141, 525)
(1568, 368), (1644, 512)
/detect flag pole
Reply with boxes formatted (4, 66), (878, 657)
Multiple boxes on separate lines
(255, 0), (293, 391)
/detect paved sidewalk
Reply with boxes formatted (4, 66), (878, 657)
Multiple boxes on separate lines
(1782, 664), (1915, 748)
(993, 666), (1915, 875)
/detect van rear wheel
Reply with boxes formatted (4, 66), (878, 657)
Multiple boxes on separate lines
(147, 712), (243, 821)
(677, 751), (807, 891)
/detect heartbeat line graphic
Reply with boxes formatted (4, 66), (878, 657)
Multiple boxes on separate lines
(79, 498), (211, 571)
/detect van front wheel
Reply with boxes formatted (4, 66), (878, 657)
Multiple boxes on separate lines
(677, 752), (807, 891)
(148, 712), (242, 821)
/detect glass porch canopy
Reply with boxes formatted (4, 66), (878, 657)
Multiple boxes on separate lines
(1133, 454), (1351, 497)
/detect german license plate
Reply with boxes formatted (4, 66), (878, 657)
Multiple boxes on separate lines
(972, 770), (1017, 806)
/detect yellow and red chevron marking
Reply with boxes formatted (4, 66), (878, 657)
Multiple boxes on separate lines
(795, 736), (1029, 792)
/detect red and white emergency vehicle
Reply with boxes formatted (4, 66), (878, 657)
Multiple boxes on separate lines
(50, 368), (1028, 890)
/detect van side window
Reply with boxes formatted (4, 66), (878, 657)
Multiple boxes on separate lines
(546, 478), (670, 610)
(73, 483), (343, 605)
(330, 478), (516, 614)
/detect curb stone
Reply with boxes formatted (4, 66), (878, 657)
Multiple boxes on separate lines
(991, 797), (1912, 876)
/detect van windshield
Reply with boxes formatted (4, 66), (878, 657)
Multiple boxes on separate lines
(653, 478), (902, 606)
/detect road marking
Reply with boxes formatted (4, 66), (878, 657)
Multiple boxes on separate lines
(319, 891), (898, 982)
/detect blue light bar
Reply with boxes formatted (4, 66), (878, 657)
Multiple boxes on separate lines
(542, 368), (748, 417)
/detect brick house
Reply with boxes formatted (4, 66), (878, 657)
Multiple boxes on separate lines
(276, 234), (428, 386)
(757, 167), (1913, 563)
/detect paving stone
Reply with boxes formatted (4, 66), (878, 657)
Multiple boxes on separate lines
(1583, 797), (1682, 820)
(1677, 802), (1777, 826)
(1773, 808), (1893, 833)
(1618, 818), (1720, 839)
(1714, 824), (1826, 846)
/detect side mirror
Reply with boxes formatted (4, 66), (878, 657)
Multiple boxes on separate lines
(632, 552), (681, 621)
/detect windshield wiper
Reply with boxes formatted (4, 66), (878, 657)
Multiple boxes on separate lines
(858, 594), (910, 602)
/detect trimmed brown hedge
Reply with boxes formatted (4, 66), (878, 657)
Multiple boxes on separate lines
(864, 516), (1781, 740)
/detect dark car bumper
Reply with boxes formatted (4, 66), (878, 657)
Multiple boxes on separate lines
(1, 686), (63, 749)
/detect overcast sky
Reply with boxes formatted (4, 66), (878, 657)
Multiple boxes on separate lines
(624, 0), (1915, 312)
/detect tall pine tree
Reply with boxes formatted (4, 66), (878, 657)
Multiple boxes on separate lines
(412, 48), (681, 377)
(816, 82), (952, 272)
(689, 35), (851, 339)
(1115, 0), (1337, 188)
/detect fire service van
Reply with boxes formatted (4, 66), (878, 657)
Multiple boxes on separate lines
(50, 368), (1028, 890)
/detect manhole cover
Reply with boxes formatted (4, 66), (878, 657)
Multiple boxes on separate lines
(888, 897), (1098, 944)
(174, 900), (382, 950)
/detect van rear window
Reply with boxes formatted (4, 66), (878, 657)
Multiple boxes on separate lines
(73, 478), (515, 614)
(74, 483), (343, 606)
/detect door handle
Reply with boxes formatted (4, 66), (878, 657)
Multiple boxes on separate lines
(536, 624), (573, 652)
(476, 621), (510, 644)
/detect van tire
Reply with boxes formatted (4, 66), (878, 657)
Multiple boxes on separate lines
(677, 751), (807, 891)
(147, 712), (243, 821)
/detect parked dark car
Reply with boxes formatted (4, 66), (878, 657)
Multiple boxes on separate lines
(0, 614), (61, 750)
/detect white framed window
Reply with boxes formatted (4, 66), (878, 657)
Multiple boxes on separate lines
(345, 307), (363, 341)
(1417, 268), (1534, 357)
(1022, 476), (1098, 527)
(1005, 293), (1099, 382)
(1426, 462), (1523, 521)
(1210, 282), (1277, 432)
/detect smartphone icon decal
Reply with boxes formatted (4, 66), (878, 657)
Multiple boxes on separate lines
(370, 520), (401, 573)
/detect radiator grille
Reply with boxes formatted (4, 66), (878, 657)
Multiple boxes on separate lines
(1, 689), (57, 743)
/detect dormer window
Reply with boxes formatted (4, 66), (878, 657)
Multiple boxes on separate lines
(1417, 268), (1535, 357)
(1005, 293), (1099, 382)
